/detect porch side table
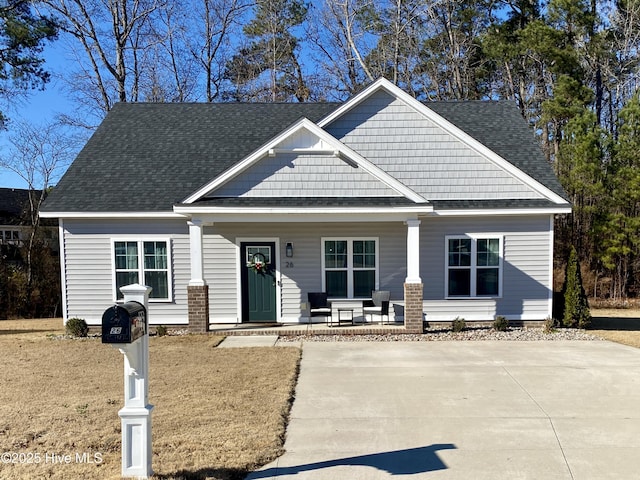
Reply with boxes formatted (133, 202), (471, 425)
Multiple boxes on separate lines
(335, 308), (354, 326)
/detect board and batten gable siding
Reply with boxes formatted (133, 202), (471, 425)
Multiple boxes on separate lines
(61, 219), (190, 325)
(421, 215), (553, 321)
(210, 153), (399, 198)
(205, 222), (407, 323)
(325, 90), (544, 201)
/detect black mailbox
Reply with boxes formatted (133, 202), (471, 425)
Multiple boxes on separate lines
(102, 301), (147, 344)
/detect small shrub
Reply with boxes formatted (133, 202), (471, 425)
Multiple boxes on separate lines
(66, 317), (88, 337)
(543, 317), (558, 334)
(493, 316), (509, 332)
(156, 325), (168, 337)
(451, 317), (466, 332)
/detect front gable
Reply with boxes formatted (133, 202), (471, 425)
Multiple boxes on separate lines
(211, 152), (401, 198)
(185, 118), (426, 204)
(182, 78), (567, 211)
(322, 83), (563, 203)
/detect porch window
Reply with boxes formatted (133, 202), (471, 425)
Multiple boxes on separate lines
(323, 238), (377, 298)
(113, 239), (171, 301)
(446, 236), (502, 298)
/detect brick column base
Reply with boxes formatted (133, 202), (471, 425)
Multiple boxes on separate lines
(187, 285), (209, 333)
(404, 283), (424, 333)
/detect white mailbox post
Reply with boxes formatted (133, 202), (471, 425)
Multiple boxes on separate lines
(102, 283), (153, 479)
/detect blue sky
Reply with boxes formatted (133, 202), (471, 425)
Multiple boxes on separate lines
(0, 42), (71, 189)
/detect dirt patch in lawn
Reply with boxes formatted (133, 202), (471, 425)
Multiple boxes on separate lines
(0, 319), (301, 480)
(590, 308), (640, 348)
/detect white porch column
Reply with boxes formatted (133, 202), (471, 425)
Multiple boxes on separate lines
(404, 219), (423, 333)
(187, 219), (209, 332)
(405, 219), (422, 283)
(188, 219), (205, 286)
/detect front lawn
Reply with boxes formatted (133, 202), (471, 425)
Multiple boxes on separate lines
(0, 319), (300, 480)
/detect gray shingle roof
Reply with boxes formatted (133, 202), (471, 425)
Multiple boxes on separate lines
(41, 99), (567, 214)
(41, 103), (339, 213)
(430, 199), (562, 210)
(0, 188), (30, 224)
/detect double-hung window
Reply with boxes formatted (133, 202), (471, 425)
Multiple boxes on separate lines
(446, 235), (502, 298)
(322, 238), (378, 298)
(113, 239), (171, 301)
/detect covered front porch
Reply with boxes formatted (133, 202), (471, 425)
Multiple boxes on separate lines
(177, 205), (430, 334)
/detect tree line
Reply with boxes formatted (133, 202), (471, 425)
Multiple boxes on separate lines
(2, 0), (640, 302)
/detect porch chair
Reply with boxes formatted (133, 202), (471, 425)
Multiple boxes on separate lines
(308, 292), (332, 325)
(362, 290), (391, 324)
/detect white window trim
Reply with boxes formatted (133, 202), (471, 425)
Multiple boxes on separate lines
(445, 234), (503, 299)
(111, 237), (173, 302)
(321, 237), (379, 299)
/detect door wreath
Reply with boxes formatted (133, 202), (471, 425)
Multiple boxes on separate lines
(247, 252), (268, 274)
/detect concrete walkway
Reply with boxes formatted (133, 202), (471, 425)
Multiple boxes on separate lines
(217, 335), (280, 348)
(247, 340), (640, 479)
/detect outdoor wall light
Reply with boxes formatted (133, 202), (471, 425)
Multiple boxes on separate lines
(286, 242), (294, 257)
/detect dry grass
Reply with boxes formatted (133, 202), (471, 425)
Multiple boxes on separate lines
(590, 308), (640, 349)
(0, 319), (301, 480)
(4, 309), (639, 479)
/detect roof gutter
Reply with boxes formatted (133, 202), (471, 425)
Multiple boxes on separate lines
(432, 206), (572, 216)
(39, 211), (182, 219)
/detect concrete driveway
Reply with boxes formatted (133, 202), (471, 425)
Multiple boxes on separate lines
(247, 340), (640, 479)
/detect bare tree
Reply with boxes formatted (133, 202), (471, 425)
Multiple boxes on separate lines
(138, 3), (200, 102)
(366, 0), (427, 90)
(309, 0), (377, 98)
(185, 0), (252, 102)
(38, 0), (163, 116)
(416, 0), (490, 100)
(600, 0), (640, 134)
(0, 120), (76, 288)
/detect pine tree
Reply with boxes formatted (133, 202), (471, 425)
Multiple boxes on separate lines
(555, 109), (607, 263)
(562, 246), (591, 328)
(224, 0), (309, 102)
(0, 1), (57, 127)
(596, 93), (640, 299)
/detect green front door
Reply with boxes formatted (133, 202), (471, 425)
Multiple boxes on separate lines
(240, 242), (277, 322)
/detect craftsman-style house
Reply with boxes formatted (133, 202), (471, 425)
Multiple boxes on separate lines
(40, 78), (570, 332)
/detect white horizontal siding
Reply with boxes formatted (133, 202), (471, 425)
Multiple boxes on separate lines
(64, 234), (112, 323)
(203, 228), (239, 322)
(61, 215), (553, 326)
(206, 223), (407, 323)
(325, 90), (543, 201)
(62, 219), (190, 325)
(212, 153), (398, 198)
(421, 215), (552, 320)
